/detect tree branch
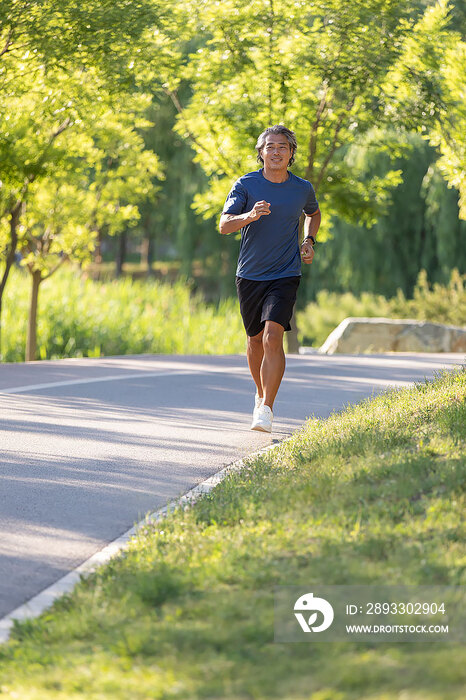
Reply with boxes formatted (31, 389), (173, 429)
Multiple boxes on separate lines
(42, 256), (67, 281)
(165, 88), (232, 174)
(0, 199), (23, 301)
(305, 82), (328, 181)
(50, 117), (72, 141)
(0, 28), (14, 58)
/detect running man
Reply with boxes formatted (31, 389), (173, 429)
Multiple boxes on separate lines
(219, 125), (321, 432)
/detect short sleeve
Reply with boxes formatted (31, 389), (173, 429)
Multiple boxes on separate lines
(223, 180), (248, 215)
(303, 183), (319, 215)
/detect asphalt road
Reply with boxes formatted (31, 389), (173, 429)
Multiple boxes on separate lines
(0, 352), (464, 619)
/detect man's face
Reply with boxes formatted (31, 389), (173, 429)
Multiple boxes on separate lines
(260, 133), (292, 171)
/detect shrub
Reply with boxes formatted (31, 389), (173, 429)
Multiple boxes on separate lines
(297, 269), (466, 347)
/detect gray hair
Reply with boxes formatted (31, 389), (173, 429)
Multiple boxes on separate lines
(255, 125), (297, 166)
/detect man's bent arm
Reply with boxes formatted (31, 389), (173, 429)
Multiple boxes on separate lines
(302, 208), (321, 242)
(219, 212), (255, 235)
(219, 200), (271, 235)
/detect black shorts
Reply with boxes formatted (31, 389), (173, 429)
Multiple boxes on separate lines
(235, 276), (301, 337)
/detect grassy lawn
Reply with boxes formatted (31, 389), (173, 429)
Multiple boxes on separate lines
(0, 369), (465, 699)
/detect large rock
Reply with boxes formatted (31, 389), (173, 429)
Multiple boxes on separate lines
(319, 317), (466, 354)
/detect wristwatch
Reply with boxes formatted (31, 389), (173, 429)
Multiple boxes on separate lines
(302, 235), (316, 245)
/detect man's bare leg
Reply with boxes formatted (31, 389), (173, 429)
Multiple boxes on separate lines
(261, 320), (285, 410)
(247, 329), (264, 398)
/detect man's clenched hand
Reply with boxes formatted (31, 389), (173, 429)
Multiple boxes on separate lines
(301, 240), (314, 265)
(248, 200), (271, 221)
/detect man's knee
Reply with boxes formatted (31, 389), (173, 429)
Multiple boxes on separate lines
(263, 322), (284, 353)
(247, 330), (264, 350)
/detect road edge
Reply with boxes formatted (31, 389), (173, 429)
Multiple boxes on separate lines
(0, 439), (286, 644)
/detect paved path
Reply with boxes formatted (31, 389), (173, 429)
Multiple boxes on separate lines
(0, 352), (463, 618)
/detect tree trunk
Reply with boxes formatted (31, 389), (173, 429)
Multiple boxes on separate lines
(0, 200), (23, 361)
(140, 235), (155, 275)
(26, 270), (42, 362)
(94, 229), (103, 265)
(115, 230), (127, 277)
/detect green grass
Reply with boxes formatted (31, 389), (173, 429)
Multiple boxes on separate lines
(1, 267), (245, 361)
(1, 369), (465, 699)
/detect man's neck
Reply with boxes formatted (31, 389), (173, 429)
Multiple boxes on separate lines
(262, 167), (289, 183)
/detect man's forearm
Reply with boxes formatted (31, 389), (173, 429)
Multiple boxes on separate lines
(219, 212), (254, 235)
(302, 209), (321, 242)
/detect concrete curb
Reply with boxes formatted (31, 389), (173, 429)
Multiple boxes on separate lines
(0, 439), (285, 644)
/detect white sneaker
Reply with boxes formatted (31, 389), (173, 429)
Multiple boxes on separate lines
(254, 393), (264, 411)
(251, 404), (273, 432)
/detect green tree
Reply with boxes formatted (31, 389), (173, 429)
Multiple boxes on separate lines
(303, 131), (465, 299)
(15, 94), (162, 361)
(0, 65), (76, 356)
(382, 0), (465, 217)
(0, 0), (175, 358)
(427, 38), (466, 218)
(421, 163), (466, 280)
(0, 0), (178, 360)
(0, 0), (171, 89)
(168, 0), (446, 347)
(131, 90), (214, 280)
(171, 0), (433, 229)
(19, 178), (95, 361)
(87, 103), (163, 277)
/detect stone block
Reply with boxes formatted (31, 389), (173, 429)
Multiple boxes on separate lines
(318, 318), (466, 354)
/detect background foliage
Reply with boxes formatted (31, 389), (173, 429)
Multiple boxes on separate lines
(3, 267), (464, 361)
(0, 0), (465, 360)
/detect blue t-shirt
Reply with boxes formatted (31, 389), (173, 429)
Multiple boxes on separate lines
(223, 169), (319, 281)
